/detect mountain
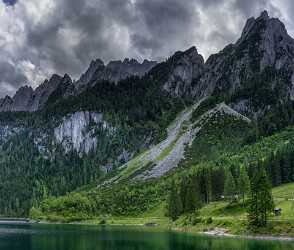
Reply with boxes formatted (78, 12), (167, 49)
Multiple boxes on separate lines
(0, 74), (74, 112)
(195, 10), (294, 118)
(1, 11), (294, 219)
(149, 46), (204, 99)
(0, 58), (157, 112)
(76, 58), (157, 91)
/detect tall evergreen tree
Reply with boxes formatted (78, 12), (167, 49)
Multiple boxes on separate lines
(184, 178), (202, 213)
(247, 169), (274, 227)
(167, 180), (183, 221)
(238, 165), (250, 206)
(224, 170), (236, 202)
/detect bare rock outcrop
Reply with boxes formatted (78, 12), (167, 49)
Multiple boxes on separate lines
(54, 111), (110, 154)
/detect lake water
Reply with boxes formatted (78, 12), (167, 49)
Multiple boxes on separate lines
(0, 223), (293, 250)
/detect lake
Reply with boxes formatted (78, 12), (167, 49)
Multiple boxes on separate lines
(0, 223), (293, 250)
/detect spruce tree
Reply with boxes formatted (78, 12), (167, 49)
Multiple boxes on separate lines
(247, 169), (274, 227)
(224, 170), (236, 202)
(167, 180), (183, 221)
(238, 165), (250, 206)
(184, 178), (202, 213)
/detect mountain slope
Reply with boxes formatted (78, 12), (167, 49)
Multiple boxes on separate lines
(194, 11), (294, 129)
(32, 122), (294, 222)
(2, 10), (294, 219)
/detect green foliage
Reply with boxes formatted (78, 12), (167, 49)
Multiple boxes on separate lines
(0, 132), (104, 216)
(191, 96), (224, 122)
(35, 180), (167, 222)
(183, 178), (202, 213)
(0, 74), (185, 217)
(184, 111), (254, 165)
(238, 165), (250, 205)
(44, 76), (184, 144)
(33, 125), (294, 222)
(247, 169), (274, 228)
(224, 170), (237, 202)
(167, 180), (183, 221)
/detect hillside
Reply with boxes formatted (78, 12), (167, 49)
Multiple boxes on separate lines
(31, 124), (294, 237)
(30, 105), (294, 218)
(0, 10), (294, 233)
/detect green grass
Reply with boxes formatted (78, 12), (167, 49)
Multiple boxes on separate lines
(272, 183), (294, 200)
(106, 111), (191, 182)
(34, 183), (294, 237)
(110, 151), (150, 182)
(172, 183), (294, 236)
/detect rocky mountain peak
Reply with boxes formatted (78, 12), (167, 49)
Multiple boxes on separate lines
(194, 11), (294, 116)
(12, 85), (34, 111)
(237, 10), (294, 72)
(13, 85), (34, 100)
(76, 57), (157, 90)
(160, 46), (204, 99)
(259, 10), (269, 20)
(91, 58), (104, 67)
(0, 72), (74, 112)
(77, 59), (105, 88)
(184, 46), (198, 55)
(122, 58), (139, 65)
(237, 10), (292, 56)
(48, 74), (63, 84)
(0, 96), (13, 112)
(61, 74), (72, 84)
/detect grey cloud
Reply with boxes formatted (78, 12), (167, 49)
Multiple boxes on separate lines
(131, 0), (200, 59)
(0, 0), (293, 98)
(0, 61), (28, 97)
(0, 62), (27, 88)
(2, 0), (17, 6)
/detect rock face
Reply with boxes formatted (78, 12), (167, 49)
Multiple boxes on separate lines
(0, 74), (73, 112)
(76, 58), (157, 90)
(1, 11), (294, 162)
(195, 11), (294, 105)
(0, 58), (156, 112)
(162, 46), (205, 99)
(31, 74), (74, 110)
(146, 46), (205, 99)
(54, 111), (109, 154)
(0, 125), (22, 144)
(11, 86), (34, 111)
(0, 96), (13, 112)
(0, 85), (34, 112)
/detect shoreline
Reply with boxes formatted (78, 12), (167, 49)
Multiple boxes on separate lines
(201, 230), (294, 242)
(30, 219), (294, 242)
(172, 226), (294, 242)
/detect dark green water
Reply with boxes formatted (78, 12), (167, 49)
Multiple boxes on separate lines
(0, 223), (293, 250)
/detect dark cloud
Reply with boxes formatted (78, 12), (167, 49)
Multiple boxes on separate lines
(2, 0), (17, 6)
(131, 0), (200, 59)
(0, 0), (292, 98)
(0, 62), (27, 87)
(0, 61), (28, 97)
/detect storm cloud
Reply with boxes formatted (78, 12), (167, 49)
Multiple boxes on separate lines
(0, 0), (291, 97)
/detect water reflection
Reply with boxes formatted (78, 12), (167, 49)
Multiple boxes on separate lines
(0, 224), (292, 250)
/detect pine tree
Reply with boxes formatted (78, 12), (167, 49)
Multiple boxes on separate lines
(184, 178), (202, 213)
(238, 165), (250, 206)
(281, 149), (291, 183)
(167, 180), (183, 221)
(224, 170), (236, 202)
(270, 151), (282, 186)
(247, 169), (274, 227)
(179, 177), (188, 211)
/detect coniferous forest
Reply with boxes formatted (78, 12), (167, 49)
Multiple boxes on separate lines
(1, 10), (294, 237)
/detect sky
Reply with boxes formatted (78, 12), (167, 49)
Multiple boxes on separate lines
(0, 0), (293, 98)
